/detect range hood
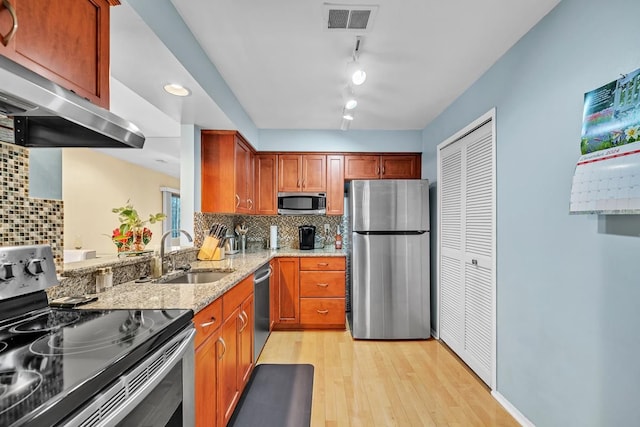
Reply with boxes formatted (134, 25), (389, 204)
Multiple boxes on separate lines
(0, 56), (145, 149)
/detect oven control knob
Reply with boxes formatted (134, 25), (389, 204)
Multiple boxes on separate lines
(0, 263), (15, 281)
(26, 259), (46, 276)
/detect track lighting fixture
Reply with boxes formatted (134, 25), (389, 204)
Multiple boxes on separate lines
(347, 36), (367, 86)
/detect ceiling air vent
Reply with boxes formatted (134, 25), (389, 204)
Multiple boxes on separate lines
(323, 4), (378, 32)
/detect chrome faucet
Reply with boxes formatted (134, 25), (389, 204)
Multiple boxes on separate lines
(160, 229), (193, 274)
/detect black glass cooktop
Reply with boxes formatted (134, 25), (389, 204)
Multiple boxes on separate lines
(0, 297), (192, 427)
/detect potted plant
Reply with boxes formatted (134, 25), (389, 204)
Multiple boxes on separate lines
(111, 200), (166, 252)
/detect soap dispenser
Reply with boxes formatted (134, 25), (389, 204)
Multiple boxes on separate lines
(334, 225), (343, 250)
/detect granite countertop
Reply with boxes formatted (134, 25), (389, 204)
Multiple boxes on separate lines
(80, 248), (345, 313)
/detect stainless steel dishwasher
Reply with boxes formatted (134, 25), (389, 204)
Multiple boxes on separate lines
(254, 262), (272, 360)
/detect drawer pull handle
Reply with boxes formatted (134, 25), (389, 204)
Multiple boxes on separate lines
(200, 317), (217, 328)
(316, 309), (329, 315)
(317, 263), (329, 267)
(316, 283), (329, 287)
(0, 0), (18, 47)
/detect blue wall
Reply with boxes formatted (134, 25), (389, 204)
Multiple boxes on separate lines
(422, 0), (640, 425)
(259, 129), (422, 152)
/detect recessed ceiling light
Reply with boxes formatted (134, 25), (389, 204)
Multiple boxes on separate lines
(163, 83), (191, 97)
(343, 112), (354, 121)
(345, 99), (358, 109)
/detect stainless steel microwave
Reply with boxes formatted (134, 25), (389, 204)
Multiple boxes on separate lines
(277, 192), (326, 215)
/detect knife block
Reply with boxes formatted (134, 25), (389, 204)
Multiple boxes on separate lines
(197, 237), (225, 260)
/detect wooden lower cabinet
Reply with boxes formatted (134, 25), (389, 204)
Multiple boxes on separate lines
(269, 259), (278, 331)
(194, 276), (254, 427)
(273, 256), (346, 330)
(275, 257), (299, 324)
(238, 293), (254, 388)
(195, 330), (220, 427)
(300, 298), (345, 326)
(219, 276), (254, 427)
(194, 297), (222, 427)
(218, 308), (240, 427)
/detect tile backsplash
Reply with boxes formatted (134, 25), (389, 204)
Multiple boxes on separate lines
(194, 212), (344, 249)
(1, 118), (64, 271)
(195, 211), (353, 312)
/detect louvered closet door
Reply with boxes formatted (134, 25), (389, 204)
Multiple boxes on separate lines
(439, 120), (494, 387)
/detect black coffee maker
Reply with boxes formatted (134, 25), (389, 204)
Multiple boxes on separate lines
(298, 225), (316, 250)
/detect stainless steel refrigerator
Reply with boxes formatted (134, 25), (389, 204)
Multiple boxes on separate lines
(350, 179), (430, 339)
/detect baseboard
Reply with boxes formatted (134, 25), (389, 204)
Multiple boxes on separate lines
(491, 391), (535, 427)
(430, 327), (439, 339)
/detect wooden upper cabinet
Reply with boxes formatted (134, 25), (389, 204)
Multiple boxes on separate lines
(255, 154), (277, 215)
(0, 0), (112, 108)
(234, 141), (254, 214)
(344, 155), (381, 179)
(278, 154), (326, 192)
(345, 154), (421, 180)
(201, 130), (256, 214)
(302, 154), (326, 191)
(380, 155), (421, 179)
(278, 154), (302, 192)
(326, 155), (344, 215)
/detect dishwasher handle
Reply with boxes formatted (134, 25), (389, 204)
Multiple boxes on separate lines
(254, 265), (272, 284)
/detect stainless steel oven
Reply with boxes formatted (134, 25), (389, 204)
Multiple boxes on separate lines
(0, 245), (195, 427)
(65, 326), (195, 427)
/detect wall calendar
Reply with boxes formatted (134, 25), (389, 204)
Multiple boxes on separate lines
(570, 67), (640, 214)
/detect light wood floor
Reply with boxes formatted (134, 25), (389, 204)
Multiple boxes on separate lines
(258, 330), (518, 427)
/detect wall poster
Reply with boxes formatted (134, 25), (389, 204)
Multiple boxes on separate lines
(570, 67), (640, 214)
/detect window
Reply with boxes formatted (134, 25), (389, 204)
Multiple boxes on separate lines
(161, 187), (180, 243)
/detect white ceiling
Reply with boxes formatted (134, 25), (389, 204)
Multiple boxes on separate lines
(105, 0), (560, 175)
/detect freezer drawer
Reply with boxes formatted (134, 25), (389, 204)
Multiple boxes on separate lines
(351, 232), (430, 339)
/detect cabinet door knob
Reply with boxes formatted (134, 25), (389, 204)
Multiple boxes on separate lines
(0, 0), (18, 47)
(471, 259), (478, 266)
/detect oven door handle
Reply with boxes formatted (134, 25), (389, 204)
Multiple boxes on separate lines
(64, 326), (196, 427)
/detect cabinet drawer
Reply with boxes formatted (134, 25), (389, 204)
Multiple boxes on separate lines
(300, 298), (345, 325)
(299, 271), (345, 297)
(299, 257), (345, 271)
(194, 297), (223, 349)
(223, 276), (253, 321)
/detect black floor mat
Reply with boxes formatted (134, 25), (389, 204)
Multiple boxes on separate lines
(228, 364), (314, 427)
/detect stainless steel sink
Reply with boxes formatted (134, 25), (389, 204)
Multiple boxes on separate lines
(162, 270), (232, 284)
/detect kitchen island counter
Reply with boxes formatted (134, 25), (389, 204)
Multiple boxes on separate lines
(81, 248), (345, 313)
